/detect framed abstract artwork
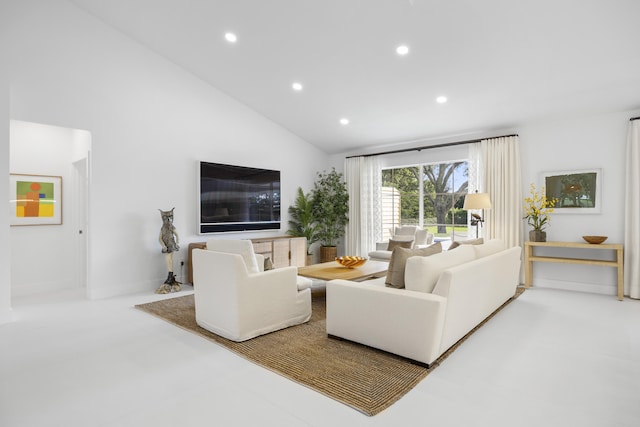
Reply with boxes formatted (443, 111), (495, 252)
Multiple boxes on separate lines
(540, 169), (601, 214)
(9, 174), (63, 226)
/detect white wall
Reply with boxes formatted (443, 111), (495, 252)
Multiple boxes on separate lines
(5, 0), (328, 300)
(334, 109), (639, 296)
(9, 120), (91, 296)
(3, 0), (637, 308)
(519, 110), (637, 295)
(0, 2), (12, 323)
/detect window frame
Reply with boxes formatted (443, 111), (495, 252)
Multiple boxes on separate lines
(381, 159), (470, 241)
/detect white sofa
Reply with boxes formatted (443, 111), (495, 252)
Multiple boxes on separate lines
(326, 239), (521, 366)
(192, 239), (312, 342)
(368, 225), (435, 261)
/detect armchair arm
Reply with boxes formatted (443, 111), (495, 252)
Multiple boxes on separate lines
(326, 280), (447, 366)
(375, 241), (389, 250)
(426, 232), (434, 245)
(241, 267), (311, 329)
(244, 266), (300, 301)
(254, 253), (265, 272)
(193, 250), (310, 342)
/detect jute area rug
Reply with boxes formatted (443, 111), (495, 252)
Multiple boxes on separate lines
(135, 288), (524, 416)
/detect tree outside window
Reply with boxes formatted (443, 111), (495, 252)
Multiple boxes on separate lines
(381, 167), (419, 239)
(382, 161), (469, 240)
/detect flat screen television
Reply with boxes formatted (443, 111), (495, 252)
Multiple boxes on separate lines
(199, 161), (281, 233)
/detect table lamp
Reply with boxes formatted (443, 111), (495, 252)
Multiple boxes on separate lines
(463, 191), (492, 238)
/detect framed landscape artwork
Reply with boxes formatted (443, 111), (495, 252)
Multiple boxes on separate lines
(9, 174), (63, 226)
(540, 169), (601, 214)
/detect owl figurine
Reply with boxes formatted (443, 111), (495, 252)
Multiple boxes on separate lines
(156, 208), (181, 294)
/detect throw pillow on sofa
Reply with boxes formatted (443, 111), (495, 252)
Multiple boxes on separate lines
(404, 244), (476, 293)
(448, 237), (484, 251)
(385, 242), (442, 289)
(386, 237), (414, 251)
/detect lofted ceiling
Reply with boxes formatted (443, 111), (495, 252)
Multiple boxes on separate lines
(69, 0), (640, 154)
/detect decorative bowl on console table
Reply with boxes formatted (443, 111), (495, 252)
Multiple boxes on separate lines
(582, 235), (608, 244)
(336, 256), (367, 268)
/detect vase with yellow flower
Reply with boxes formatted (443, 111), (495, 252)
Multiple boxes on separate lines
(523, 183), (557, 242)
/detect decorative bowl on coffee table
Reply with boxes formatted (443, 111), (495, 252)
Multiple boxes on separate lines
(336, 256), (367, 268)
(582, 235), (608, 244)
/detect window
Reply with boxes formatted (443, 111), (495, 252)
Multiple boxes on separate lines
(382, 161), (469, 242)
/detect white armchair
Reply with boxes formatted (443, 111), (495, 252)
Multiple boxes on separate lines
(368, 226), (434, 262)
(192, 239), (312, 342)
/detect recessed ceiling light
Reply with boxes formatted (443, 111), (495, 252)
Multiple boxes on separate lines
(224, 32), (237, 43)
(340, 118), (350, 125)
(292, 82), (303, 91)
(396, 45), (409, 55)
(436, 96), (448, 103)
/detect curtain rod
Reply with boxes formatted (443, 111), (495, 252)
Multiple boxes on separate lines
(631, 116), (640, 121)
(346, 133), (519, 159)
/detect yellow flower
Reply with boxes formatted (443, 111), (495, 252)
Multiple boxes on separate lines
(523, 183), (557, 231)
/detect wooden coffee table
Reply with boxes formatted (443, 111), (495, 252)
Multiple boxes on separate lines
(297, 259), (389, 282)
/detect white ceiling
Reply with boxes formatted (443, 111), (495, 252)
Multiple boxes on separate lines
(69, 0), (640, 154)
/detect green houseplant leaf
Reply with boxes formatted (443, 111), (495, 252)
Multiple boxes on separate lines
(287, 187), (320, 255)
(310, 168), (349, 247)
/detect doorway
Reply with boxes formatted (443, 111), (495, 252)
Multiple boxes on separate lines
(9, 120), (91, 298)
(73, 156), (90, 296)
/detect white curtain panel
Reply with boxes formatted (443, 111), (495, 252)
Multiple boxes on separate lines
(481, 136), (522, 248)
(344, 156), (382, 257)
(467, 143), (484, 239)
(344, 157), (362, 255)
(624, 119), (640, 299)
(467, 143), (482, 193)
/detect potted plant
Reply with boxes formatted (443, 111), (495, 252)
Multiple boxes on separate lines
(287, 187), (319, 265)
(523, 183), (557, 242)
(310, 168), (349, 262)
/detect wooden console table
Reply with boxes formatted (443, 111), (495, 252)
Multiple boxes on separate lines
(524, 241), (624, 301)
(187, 236), (306, 284)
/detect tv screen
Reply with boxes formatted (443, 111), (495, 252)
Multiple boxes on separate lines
(199, 161), (281, 233)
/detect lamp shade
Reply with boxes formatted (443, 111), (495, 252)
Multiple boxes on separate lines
(463, 192), (492, 210)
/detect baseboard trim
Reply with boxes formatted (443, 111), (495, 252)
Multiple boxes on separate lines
(0, 305), (13, 324)
(88, 280), (155, 300)
(11, 280), (76, 298)
(533, 278), (616, 296)
(87, 275), (189, 300)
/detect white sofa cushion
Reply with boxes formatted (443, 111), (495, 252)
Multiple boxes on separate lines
(368, 250), (392, 261)
(296, 276), (313, 291)
(369, 227), (434, 260)
(473, 239), (506, 258)
(206, 239), (260, 274)
(405, 245), (475, 293)
(414, 228), (429, 246)
(394, 225), (418, 236)
(448, 237), (483, 250)
(386, 237), (414, 251)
